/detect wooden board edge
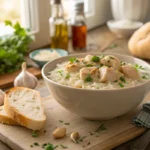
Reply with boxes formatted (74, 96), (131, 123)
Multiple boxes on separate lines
(88, 126), (146, 150)
(0, 132), (22, 150)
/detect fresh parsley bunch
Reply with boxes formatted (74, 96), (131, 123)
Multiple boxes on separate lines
(0, 20), (34, 74)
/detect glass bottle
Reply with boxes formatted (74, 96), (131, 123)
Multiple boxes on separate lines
(71, 2), (87, 51)
(49, 0), (68, 50)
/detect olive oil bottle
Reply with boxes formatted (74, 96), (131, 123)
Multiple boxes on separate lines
(49, 0), (68, 50)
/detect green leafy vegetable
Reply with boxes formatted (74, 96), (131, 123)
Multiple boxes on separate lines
(142, 76), (147, 79)
(120, 76), (126, 83)
(86, 64), (93, 67)
(109, 43), (117, 49)
(85, 75), (93, 82)
(32, 130), (39, 137)
(57, 70), (63, 76)
(60, 145), (68, 149)
(95, 123), (107, 132)
(91, 56), (100, 62)
(119, 82), (124, 87)
(79, 136), (87, 142)
(44, 143), (58, 150)
(0, 20), (34, 74)
(64, 122), (70, 125)
(120, 61), (126, 66)
(69, 57), (79, 63)
(134, 64), (144, 70)
(59, 120), (64, 123)
(34, 142), (39, 146)
(65, 73), (70, 79)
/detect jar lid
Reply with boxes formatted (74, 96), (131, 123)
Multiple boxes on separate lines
(73, 2), (84, 12)
(50, 0), (61, 5)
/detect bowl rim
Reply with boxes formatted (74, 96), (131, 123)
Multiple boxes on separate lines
(29, 48), (68, 63)
(42, 52), (150, 92)
(107, 19), (143, 30)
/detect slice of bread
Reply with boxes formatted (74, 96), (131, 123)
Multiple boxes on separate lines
(0, 106), (19, 125)
(4, 87), (46, 130)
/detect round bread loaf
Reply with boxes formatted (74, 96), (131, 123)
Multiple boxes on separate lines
(128, 22), (150, 59)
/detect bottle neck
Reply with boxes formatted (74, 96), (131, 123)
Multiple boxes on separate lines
(51, 4), (64, 18)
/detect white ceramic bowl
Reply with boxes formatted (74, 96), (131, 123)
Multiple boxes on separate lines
(107, 20), (143, 38)
(42, 53), (150, 120)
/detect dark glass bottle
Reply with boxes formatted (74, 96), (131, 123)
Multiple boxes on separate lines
(71, 2), (87, 51)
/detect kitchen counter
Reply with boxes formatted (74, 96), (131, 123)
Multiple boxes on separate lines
(1, 25), (149, 150)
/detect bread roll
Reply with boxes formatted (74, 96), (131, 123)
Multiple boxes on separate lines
(128, 22), (150, 59)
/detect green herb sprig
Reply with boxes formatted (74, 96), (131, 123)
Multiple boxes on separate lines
(0, 20), (34, 74)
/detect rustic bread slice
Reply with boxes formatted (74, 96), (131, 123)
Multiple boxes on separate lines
(4, 87), (46, 130)
(0, 106), (19, 125)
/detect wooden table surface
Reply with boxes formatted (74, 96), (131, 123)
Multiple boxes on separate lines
(1, 25), (149, 150)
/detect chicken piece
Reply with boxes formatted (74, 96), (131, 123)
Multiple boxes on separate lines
(121, 64), (140, 79)
(84, 55), (93, 62)
(99, 67), (123, 82)
(100, 55), (121, 71)
(80, 67), (99, 82)
(66, 58), (85, 72)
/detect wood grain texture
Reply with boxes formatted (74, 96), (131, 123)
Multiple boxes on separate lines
(0, 67), (41, 89)
(0, 93), (149, 150)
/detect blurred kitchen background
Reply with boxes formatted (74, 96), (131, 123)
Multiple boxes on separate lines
(0, 0), (150, 50)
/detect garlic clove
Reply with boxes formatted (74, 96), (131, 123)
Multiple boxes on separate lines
(0, 89), (5, 106)
(53, 127), (66, 139)
(14, 62), (38, 89)
(70, 132), (79, 143)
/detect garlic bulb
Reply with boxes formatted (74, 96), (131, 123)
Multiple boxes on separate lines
(14, 62), (38, 89)
(0, 89), (5, 106)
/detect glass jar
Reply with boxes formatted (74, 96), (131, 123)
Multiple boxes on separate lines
(49, 0), (68, 50)
(71, 2), (87, 51)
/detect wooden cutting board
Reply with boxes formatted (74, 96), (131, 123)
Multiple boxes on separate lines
(0, 94), (149, 150)
(0, 67), (41, 89)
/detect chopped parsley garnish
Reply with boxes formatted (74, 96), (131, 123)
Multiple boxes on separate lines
(114, 80), (118, 82)
(44, 143), (58, 150)
(64, 122), (70, 125)
(60, 145), (68, 149)
(32, 130), (39, 137)
(79, 136), (87, 142)
(70, 57), (76, 63)
(85, 75), (93, 82)
(30, 145), (33, 148)
(120, 76), (126, 83)
(57, 70), (63, 76)
(87, 142), (91, 145)
(134, 64), (144, 70)
(65, 73), (70, 79)
(142, 76), (147, 79)
(59, 120), (63, 123)
(120, 61), (126, 66)
(86, 64), (93, 67)
(69, 57), (79, 63)
(119, 82), (124, 87)
(91, 56), (100, 62)
(109, 43), (117, 49)
(42, 143), (48, 148)
(95, 123), (107, 132)
(34, 142), (39, 146)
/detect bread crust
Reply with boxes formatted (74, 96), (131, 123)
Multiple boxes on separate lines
(4, 87), (46, 130)
(0, 106), (19, 125)
(128, 22), (150, 59)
